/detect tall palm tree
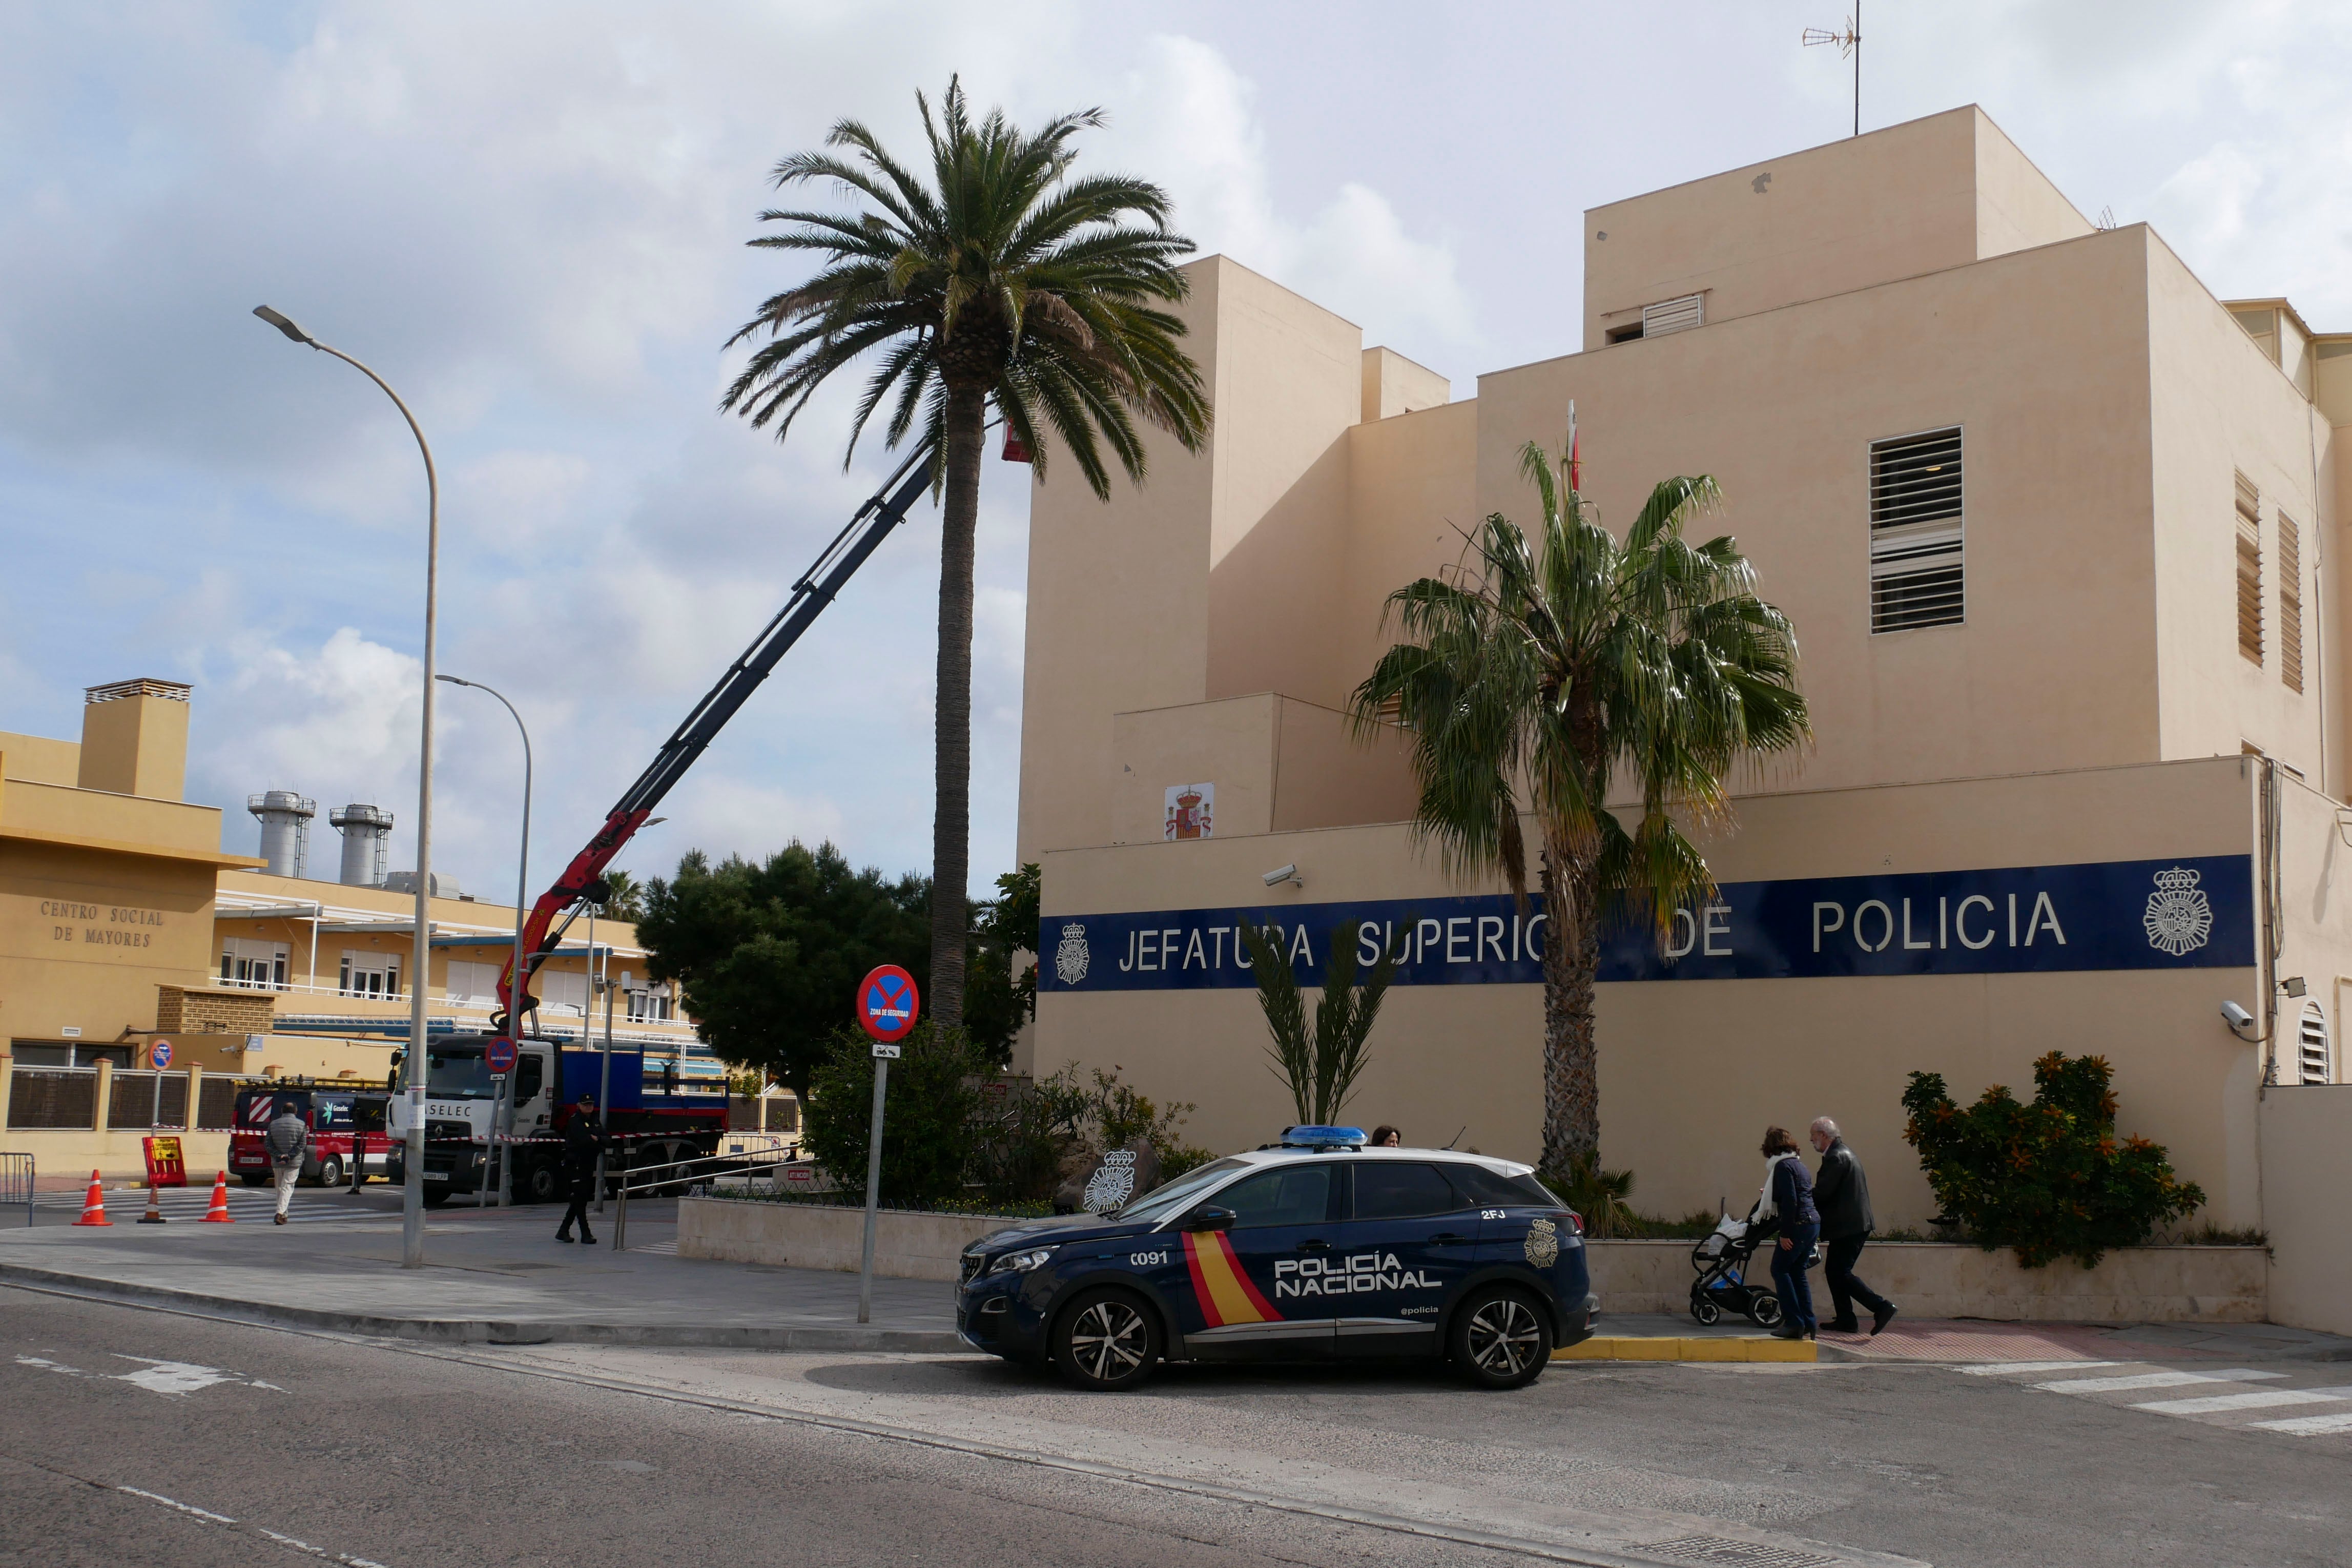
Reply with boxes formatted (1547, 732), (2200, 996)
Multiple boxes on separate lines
(1351, 434), (1808, 1175)
(722, 80), (1211, 1027)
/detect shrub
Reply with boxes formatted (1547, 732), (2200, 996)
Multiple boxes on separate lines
(1544, 1151), (1639, 1239)
(1902, 1051), (2204, 1269)
(800, 1022), (984, 1207)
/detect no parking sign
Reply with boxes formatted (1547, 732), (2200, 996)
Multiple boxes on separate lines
(856, 965), (919, 1056)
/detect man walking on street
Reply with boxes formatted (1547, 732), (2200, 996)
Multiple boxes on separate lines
(1812, 1117), (1896, 1335)
(265, 1101), (308, 1225)
(555, 1092), (603, 1245)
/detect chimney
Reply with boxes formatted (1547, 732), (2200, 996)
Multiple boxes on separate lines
(248, 791), (316, 878)
(329, 803), (394, 886)
(77, 679), (191, 799)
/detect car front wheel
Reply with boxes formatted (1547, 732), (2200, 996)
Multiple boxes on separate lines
(1450, 1285), (1550, 1390)
(1049, 1288), (1162, 1392)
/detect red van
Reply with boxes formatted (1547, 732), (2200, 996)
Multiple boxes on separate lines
(229, 1086), (393, 1188)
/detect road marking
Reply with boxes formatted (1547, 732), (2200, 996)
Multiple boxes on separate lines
(26, 1460), (394, 1566)
(2130, 1388), (2352, 1416)
(2028, 1369), (2283, 1394)
(2251, 1411), (2352, 1436)
(15, 1355), (89, 1377)
(1959, 1360), (2119, 1376)
(117, 1484), (237, 1525)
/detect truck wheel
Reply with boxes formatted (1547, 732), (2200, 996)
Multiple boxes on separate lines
(1049, 1288), (1162, 1392)
(239, 1173), (270, 1188)
(525, 1162), (561, 1205)
(315, 1156), (344, 1189)
(1449, 1285), (1550, 1390)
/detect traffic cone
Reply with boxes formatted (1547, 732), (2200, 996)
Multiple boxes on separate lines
(138, 1182), (167, 1224)
(73, 1170), (111, 1226)
(199, 1170), (235, 1223)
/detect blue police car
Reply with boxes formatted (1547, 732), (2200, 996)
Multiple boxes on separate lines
(956, 1127), (1596, 1391)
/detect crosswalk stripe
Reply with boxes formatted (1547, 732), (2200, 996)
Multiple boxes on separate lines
(2029, 1369), (2282, 1394)
(2251, 1411), (2352, 1436)
(1962, 1360), (2119, 1375)
(2132, 1389), (2352, 1415)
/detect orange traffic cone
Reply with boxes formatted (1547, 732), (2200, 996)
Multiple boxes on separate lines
(199, 1170), (235, 1223)
(138, 1182), (167, 1224)
(73, 1170), (111, 1226)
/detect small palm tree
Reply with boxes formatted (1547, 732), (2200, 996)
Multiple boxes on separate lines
(1351, 434), (1808, 1175)
(723, 80), (1211, 1027)
(1240, 922), (1403, 1126)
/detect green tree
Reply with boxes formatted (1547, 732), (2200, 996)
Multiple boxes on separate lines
(1351, 435), (1809, 1175)
(591, 869), (647, 923)
(801, 1022), (983, 1208)
(721, 80), (1211, 1030)
(1237, 921), (1402, 1126)
(964, 862), (1040, 1066)
(635, 842), (929, 1103)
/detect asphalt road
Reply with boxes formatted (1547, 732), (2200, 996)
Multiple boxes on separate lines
(5, 1284), (2348, 1568)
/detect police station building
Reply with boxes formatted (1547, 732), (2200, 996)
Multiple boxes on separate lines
(1014, 108), (2352, 1233)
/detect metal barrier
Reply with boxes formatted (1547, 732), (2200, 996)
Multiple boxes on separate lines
(0, 1153), (31, 1226)
(6, 1067), (96, 1130)
(610, 1143), (808, 1254)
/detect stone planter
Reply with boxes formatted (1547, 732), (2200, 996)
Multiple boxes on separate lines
(678, 1195), (1020, 1282)
(1585, 1238), (2267, 1323)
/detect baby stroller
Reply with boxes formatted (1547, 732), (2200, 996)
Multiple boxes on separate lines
(1688, 1211), (1783, 1328)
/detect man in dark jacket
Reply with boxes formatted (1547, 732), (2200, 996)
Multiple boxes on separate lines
(1811, 1117), (1896, 1335)
(555, 1093), (604, 1245)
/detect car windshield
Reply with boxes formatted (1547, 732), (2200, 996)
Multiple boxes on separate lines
(423, 1047), (493, 1099)
(1115, 1157), (1250, 1223)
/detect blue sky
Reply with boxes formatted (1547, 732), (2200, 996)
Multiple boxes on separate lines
(3, 1), (2345, 901)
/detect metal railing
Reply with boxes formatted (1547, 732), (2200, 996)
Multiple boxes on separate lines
(609, 1143), (807, 1253)
(0, 1153), (31, 1226)
(6, 1067), (96, 1130)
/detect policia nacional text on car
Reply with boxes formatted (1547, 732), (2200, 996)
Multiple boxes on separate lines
(956, 1127), (1597, 1391)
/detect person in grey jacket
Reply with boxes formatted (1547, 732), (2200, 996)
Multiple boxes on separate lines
(264, 1103), (309, 1225)
(1811, 1117), (1896, 1335)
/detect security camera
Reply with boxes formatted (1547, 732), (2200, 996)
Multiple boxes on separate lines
(1263, 864), (1303, 889)
(2220, 1000), (2256, 1035)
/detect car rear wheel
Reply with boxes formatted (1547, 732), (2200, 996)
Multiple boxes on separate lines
(1450, 1285), (1550, 1390)
(1050, 1288), (1162, 1392)
(315, 1156), (344, 1189)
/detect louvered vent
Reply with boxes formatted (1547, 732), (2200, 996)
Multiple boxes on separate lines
(1641, 294), (1704, 337)
(2279, 512), (2303, 693)
(1869, 427), (1964, 633)
(2298, 1002), (2330, 1085)
(2236, 472), (2262, 665)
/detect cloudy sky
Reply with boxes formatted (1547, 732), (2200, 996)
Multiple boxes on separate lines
(3, 1), (2345, 902)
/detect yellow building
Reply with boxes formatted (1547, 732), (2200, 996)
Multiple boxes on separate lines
(1017, 108), (2351, 1236)
(2, 677), (715, 1177)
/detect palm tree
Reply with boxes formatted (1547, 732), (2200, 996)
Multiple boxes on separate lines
(1351, 434), (1808, 1176)
(721, 80), (1211, 1028)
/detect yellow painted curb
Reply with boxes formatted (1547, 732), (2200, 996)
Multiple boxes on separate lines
(1553, 1335), (1815, 1364)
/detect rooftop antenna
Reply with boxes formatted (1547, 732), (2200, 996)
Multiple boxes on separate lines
(1803, 1), (1863, 138)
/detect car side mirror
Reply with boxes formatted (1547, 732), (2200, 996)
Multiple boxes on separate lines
(1183, 1207), (1236, 1233)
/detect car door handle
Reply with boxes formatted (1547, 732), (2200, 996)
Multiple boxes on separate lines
(1297, 1239), (1331, 1252)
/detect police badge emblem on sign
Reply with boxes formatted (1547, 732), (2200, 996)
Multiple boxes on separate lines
(1055, 922), (1090, 986)
(1524, 1216), (1560, 1268)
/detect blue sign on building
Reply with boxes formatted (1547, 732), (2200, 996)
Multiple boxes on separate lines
(1037, 854), (2254, 993)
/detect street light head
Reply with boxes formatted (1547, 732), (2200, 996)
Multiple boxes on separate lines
(435, 674), (470, 688)
(253, 305), (314, 345)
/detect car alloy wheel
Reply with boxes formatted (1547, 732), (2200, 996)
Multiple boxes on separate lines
(1051, 1288), (1161, 1392)
(1452, 1286), (1549, 1389)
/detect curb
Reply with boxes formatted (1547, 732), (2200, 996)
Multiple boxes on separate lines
(0, 1261), (969, 1354)
(1555, 1334), (1817, 1364)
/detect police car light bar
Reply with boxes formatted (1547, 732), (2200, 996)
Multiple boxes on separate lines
(1278, 1125), (1368, 1149)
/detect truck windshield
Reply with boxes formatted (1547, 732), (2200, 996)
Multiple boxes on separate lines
(422, 1047), (493, 1099)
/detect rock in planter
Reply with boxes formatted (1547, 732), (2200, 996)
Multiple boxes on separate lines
(1054, 1137), (1161, 1214)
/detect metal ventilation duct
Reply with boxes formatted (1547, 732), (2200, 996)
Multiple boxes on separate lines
(329, 802), (394, 888)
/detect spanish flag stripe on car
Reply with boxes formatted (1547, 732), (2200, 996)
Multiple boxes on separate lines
(1182, 1230), (1280, 1327)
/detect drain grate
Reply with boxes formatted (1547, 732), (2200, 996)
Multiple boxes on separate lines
(1639, 1537), (1843, 1568)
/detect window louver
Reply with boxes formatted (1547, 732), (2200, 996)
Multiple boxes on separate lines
(1870, 427), (1964, 633)
(2279, 512), (2303, 693)
(2236, 472), (2262, 665)
(2298, 1002), (2330, 1085)
(1641, 294), (1704, 337)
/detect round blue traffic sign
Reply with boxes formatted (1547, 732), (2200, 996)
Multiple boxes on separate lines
(149, 1039), (173, 1070)
(857, 965), (920, 1043)
(485, 1036), (518, 1074)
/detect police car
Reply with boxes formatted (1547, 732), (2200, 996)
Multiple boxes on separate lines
(956, 1127), (1596, 1391)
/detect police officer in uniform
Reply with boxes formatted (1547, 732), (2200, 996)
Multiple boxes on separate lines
(555, 1092), (604, 1245)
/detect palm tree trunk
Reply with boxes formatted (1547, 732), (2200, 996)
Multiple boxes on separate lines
(1538, 833), (1602, 1175)
(929, 383), (985, 1028)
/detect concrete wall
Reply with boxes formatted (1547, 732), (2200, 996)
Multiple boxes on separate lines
(678, 1195), (1006, 1281)
(2260, 1085), (2352, 1336)
(0, 736), (84, 789)
(76, 690), (189, 800)
(1035, 757), (2265, 1231)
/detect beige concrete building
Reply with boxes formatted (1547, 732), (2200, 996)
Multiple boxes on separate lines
(1016, 108), (2352, 1248)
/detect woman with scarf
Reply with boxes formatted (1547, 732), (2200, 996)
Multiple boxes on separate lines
(1752, 1126), (1820, 1340)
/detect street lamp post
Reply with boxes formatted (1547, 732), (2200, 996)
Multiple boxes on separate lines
(255, 304), (439, 1270)
(437, 674), (531, 1209)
